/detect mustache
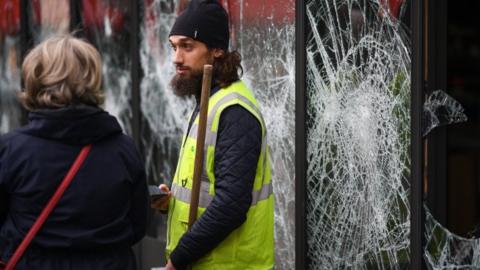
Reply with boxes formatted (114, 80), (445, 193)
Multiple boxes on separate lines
(175, 64), (190, 70)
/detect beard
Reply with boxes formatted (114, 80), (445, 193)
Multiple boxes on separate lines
(170, 68), (203, 98)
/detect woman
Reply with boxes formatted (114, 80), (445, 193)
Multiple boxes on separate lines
(0, 35), (148, 269)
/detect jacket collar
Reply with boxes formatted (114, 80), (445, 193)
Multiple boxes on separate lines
(18, 105), (123, 145)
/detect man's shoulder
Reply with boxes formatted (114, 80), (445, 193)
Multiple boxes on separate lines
(219, 105), (262, 135)
(221, 80), (248, 90)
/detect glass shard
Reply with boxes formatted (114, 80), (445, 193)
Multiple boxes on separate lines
(425, 207), (480, 269)
(422, 90), (468, 137)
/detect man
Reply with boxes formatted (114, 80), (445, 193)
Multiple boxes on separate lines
(152, 0), (274, 269)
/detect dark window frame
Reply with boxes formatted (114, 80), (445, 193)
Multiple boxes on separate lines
(424, 0), (448, 228)
(295, 0), (306, 269)
(411, 0), (425, 269)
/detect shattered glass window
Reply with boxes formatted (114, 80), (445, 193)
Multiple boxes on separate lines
(0, 1), (22, 134)
(140, 0), (192, 185)
(305, 0), (411, 268)
(81, 0), (133, 133)
(229, 1), (295, 268)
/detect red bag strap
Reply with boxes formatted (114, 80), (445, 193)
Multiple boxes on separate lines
(5, 144), (92, 270)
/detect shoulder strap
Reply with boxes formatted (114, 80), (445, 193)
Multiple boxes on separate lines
(5, 144), (92, 270)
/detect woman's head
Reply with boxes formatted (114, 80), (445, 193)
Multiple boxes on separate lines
(19, 35), (104, 110)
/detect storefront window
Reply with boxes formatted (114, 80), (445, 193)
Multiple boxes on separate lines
(305, 0), (411, 268)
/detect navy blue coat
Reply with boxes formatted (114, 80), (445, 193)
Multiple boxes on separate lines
(0, 105), (148, 270)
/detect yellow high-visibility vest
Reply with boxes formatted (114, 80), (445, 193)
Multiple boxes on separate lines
(166, 80), (274, 270)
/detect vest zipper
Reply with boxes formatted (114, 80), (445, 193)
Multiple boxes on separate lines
(168, 107), (196, 248)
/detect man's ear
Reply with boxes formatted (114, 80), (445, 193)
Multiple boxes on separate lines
(212, 48), (224, 59)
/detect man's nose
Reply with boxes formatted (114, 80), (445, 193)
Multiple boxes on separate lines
(173, 50), (183, 65)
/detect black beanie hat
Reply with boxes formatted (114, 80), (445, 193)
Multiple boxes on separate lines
(169, 0), (229, 51)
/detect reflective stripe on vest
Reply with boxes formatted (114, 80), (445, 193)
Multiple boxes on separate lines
(186, 91), (269, 186)
(171, 181), (273, 208)
(187, 92), (266, 146)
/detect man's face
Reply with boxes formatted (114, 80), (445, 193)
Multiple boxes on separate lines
(169, 35), (213, 97)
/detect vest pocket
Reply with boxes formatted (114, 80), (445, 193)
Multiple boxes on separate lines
(177, 203), (190, 231)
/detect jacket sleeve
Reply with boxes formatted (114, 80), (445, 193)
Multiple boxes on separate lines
(169, 105), (262, 270)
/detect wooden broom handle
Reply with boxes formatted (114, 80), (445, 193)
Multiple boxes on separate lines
(188, 64), (213, 230)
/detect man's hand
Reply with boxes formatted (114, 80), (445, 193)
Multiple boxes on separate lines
(165, 259), (176, 270)
(150, 184), (172, 211)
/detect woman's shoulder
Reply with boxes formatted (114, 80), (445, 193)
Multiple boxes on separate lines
(0, 130), (21, 142)
(0, 130), (29, 152)
(100, 132), (137, 150)
(98, 132), (144, 164)
(0, 131), (28, 179)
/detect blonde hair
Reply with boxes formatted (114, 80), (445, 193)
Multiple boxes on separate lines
(19, 35), (104, 110)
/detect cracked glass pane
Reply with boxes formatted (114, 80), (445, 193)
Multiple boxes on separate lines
(81, 0), (133, 134)
(0, 35), (21, 134)
(305, 0), (411, 268)
(425, 207), (480, 269)
(422, 90), (467, 137)
(140, 0), (193, 184)
(231, 2), (295, 268)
